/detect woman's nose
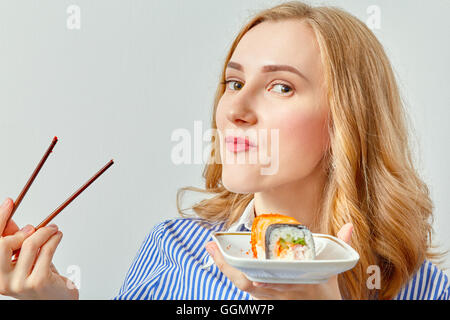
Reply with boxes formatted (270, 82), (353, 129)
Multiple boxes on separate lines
(226, 95), (257, 127)
(226, 108), (256, 126)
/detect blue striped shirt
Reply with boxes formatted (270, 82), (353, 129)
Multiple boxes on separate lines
(113, 199), (449, 300)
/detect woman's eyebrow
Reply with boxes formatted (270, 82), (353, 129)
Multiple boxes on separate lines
(226, 61), (308, 82)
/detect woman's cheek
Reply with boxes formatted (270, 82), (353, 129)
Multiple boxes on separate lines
(276, 110), (329, 174)
(215, 103), (225, 130)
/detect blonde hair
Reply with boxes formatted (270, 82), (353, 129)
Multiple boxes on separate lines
(176, 1), (443, 299)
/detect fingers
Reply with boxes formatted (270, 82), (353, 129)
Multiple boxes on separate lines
(337, 223), (353, 245)
(206, 242), (259, 295)
(205, 241), (338, 299)
(253, 281), (297, 291)
(13, 225), (59, 279)
(0, 198), (13, 235)
(50, 262), (60, 274)
(0, 225), (35, 271)
(33, 231), (63, 275)
(3, 219), (20, 237)
(252, 281), (313, 293)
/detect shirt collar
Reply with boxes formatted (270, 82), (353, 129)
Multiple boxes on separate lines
(202, 198), (255, 270)
(226, 198), (255, 232)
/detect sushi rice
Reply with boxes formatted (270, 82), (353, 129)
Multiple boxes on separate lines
(264, 224), (316, 260)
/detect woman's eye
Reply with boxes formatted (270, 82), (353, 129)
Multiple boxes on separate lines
(224, 80), (243, 91)
(222, 80), (293, 96)
(271, 83), (293, 95)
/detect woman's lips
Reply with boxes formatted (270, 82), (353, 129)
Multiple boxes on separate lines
(225, 136), (257, 153)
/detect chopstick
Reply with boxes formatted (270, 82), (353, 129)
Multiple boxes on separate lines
(35, 159), (114, 229)
(6, 136), (58, 226)
(12, 159), (114, 262)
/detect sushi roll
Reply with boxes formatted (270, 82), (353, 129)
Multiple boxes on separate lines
(251, 214), (315, 260)
(265, 223), (316, 260)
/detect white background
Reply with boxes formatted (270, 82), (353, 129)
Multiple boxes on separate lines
(0, 0), (448, 299)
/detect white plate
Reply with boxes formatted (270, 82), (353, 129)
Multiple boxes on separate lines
(211, 231), (359, 284)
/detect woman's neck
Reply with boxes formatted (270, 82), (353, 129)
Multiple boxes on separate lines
(253, 160), (328, 232)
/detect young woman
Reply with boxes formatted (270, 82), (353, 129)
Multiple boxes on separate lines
(0, 1), (448, 300)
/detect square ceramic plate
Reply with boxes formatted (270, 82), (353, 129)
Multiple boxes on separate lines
(211, 231), (359, 284)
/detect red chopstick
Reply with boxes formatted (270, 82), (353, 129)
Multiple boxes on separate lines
(11, 159), (114, 262)
(6, 136), (58, 226)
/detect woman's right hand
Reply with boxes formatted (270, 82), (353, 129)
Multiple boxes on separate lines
(0, 198), (79, 299)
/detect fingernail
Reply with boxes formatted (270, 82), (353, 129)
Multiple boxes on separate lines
(48, 224), (58, 229)
(253, 282), (267, 287)
(21, 225), (34, 234)
(205, 244), (215, 258)
(1, 198), (10, 208)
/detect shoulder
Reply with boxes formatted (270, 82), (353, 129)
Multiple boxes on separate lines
(114, 218), (226, 300)
(143, 217), (226, 246)
(394, 260), (449, 300)
(153, 217), (226, 234)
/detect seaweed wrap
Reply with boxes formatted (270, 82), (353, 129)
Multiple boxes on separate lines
(251, 213), (315, 260)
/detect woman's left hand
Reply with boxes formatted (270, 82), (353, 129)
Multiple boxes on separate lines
(205, 223), (353, 300)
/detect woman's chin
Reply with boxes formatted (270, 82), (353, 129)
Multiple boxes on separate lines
(222, 170), (261, 194)
(223, 183), (256, 194)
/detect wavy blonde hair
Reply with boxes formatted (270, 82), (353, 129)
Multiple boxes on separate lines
(176, 1), (443, 299)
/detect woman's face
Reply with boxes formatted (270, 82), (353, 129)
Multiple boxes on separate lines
(215, 19), (330, 193)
